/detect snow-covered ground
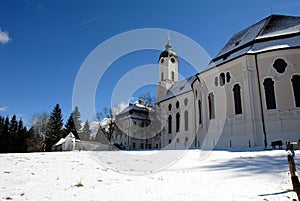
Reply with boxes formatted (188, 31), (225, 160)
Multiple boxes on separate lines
(0, 149), (299, 201)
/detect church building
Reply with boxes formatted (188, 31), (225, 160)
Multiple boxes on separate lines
(111, 14), (300, 150)
(158, 14), (300, 149)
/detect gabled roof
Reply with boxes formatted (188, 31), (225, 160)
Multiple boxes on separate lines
(211, 14), (300, 66)
(65, 132), (75, 139)
(53, 138), (66, 147)
(52, 132), (75, 147)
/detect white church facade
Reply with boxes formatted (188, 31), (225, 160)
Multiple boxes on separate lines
(112, 14), (300, 149)
(158, 14), (300, 149)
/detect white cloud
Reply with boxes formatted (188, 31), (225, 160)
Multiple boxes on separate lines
(79, 16), (99, 27)
(0, 106), (8, 112)
(0, 29), (11, 44)
(130, 96), (139, 103)
(112, 102), (127, 116)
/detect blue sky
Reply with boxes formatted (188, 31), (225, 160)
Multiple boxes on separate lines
(0, 0), (300, 124)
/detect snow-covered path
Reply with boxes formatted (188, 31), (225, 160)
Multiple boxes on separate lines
(0, 149), (298, 201)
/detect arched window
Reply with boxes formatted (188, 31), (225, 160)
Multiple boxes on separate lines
(176, 101), (179, 109)
(233, 84), (242, 114)
(184, 98), (188, 106)
(226, 72), (231, 82)
(168, 115), (172, 134)
(176, 112), (180, 132)
(161, 72), (164, 81)
(168, 104), (172, 111)
(171, 71), (175, 81)
(184, 110), (188, 131)
(198, 99), (202, 124)
(208, 92), (215, 119)
(220, 73), (225, 86)
(292, 75), (300, 107)
(214, 76), (218, 86)
(263, 78), (276, 110)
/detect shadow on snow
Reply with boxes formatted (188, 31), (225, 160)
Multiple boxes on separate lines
(199, 152), (289, 175)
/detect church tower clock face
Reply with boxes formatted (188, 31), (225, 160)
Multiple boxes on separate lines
(170, 57), (176, 63)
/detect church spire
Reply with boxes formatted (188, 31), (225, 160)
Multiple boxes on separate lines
(165, 32), (172, 50)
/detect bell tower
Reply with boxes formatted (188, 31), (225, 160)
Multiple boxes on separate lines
(157, 34), (178, 103)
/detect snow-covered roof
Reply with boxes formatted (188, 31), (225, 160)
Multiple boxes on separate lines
(212, 14), (300, 66)
(119, 103), (149, 114)
(116, 103), (150, 122)
(249, 35), (300, 54)
(159, 75), (198, 102)
(65, 132), (75, 139)
(52, 132), (76, 147)
(53, 138), (66, 147)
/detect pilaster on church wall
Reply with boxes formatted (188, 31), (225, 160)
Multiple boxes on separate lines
(243, 54), (264, 146)
(192, 78), (203, 147)
(197, 71), (212, 136)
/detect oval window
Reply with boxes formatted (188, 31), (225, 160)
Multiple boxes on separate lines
(273, 58), (287, 74)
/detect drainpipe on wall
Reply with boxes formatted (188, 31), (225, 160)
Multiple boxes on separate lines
(254, 54), (268, 148)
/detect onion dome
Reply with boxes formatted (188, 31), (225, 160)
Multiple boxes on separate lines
(159, 33), (178, 60)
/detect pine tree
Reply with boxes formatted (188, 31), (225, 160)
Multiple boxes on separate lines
(0, 116), (5, 152)
(9, 115), (18, 134)
(17, 118), (27, 152)
(64, 113), (79, 139)
(45, 104), (63, 151)
(9, 115), (19, 152)
(72, 106), (82, 131)
(0, 116), (4, 134)
(2, 116), (10, 152)
(0, 115), (29, 153)
(79, 120), (91, 141)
